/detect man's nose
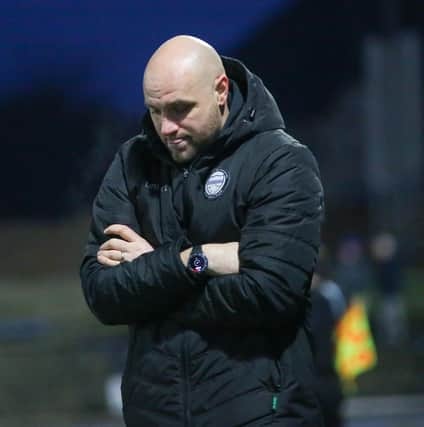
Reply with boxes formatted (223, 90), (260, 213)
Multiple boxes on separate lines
(161, 117), (179, 135)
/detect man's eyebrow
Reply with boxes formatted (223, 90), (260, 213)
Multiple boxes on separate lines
(167, 100), (195, 107)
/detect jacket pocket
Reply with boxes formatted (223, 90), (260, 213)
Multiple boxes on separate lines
(250, 356), (282, 394)
(270, 358), (282, 393)
(270, 359), (282, 417)
(250, 357), (282, 418)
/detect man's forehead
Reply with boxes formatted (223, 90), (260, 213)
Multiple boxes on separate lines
(144, 73), (203, 104)
(144, 91), (195, 108)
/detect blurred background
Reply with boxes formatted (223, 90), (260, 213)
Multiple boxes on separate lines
(1, 0), (424, 426)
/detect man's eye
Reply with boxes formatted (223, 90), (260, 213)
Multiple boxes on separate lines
(172, 104), (191, 114)
(150, 108), (160, 116)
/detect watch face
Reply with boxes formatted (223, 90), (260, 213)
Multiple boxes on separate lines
(189, 254), (207, 273)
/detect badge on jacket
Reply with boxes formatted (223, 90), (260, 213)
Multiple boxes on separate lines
(204, 169), (229, 199)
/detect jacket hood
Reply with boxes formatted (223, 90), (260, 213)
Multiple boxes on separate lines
(140, 56), (286, 166)
(221, 56), (285, 137)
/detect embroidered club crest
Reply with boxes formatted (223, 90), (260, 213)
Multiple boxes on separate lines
(204, 169), (229, 199)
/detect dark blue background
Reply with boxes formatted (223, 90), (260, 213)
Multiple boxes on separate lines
(1, 0), (295, 114)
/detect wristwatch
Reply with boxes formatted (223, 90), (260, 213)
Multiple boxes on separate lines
(187, 245), (208, 275)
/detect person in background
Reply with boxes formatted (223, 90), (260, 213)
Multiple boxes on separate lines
(310, 246), (347, 427)
(334, 235), (373, 301)
(370, 232), (408, 347)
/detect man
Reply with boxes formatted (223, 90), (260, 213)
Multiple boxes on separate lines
(81, 35), (324, 427)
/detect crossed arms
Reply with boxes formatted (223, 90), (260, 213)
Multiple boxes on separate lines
(80, 142), (323, 329)
(97, 223), (239, 276)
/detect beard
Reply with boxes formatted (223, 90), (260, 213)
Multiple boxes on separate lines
(165, 105), (223, 164)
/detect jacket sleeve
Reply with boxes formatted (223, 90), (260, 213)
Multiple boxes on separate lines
(176, 142), (324, 329)
(80, 147), (198, 326)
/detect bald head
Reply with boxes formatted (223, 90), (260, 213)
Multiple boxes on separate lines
(142, 35), (230, 164)
(143, 35), (225, 92)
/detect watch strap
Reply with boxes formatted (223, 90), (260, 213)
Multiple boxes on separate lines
(190, 245), (203, 257)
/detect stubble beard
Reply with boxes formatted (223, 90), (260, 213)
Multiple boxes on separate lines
(169, 107), (223, 164)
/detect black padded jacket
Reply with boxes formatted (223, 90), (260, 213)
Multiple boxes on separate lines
(80, 57), (325, 427)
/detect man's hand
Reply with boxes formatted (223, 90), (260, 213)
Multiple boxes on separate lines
(97, 224), (154, 267)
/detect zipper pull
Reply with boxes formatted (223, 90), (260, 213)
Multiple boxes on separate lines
(183, 168), (189, 178)
(272, 395), (278, 412)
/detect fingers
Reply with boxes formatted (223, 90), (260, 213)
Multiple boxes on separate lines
(98, 249), (123, 261)
(104, 224), (141, 242)
(100, 238), (129, 252)
(97, 252), (121, 267)
(99, 225), (155, 266)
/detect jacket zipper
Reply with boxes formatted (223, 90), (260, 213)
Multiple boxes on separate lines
(182, 167), (192, 426)
(159, 184), (169, 242)
(182, 334), (192, 427)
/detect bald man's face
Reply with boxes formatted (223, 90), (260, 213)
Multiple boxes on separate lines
(143, 66), (228, 164)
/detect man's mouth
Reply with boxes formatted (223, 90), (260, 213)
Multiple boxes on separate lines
(168, 138), (186, 145)
(167, 137), (191, 152)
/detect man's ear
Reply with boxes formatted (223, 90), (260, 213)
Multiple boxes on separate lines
(215, 74), (229, 106)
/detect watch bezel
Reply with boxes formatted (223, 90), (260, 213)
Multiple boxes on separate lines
(188, 252), (208, 274)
